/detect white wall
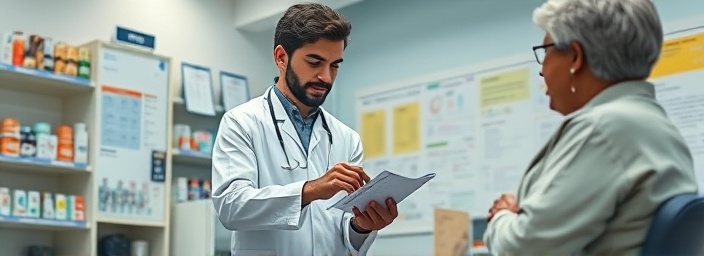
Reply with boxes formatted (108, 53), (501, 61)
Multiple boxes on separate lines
(0, 0), (274, 103)
(329, 0), (704, 255)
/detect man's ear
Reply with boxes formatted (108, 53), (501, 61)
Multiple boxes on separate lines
(274, 45), (288, 67)
(570, 41), (584, 74)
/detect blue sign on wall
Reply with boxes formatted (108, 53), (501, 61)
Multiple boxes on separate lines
(114, 26), (156, 50)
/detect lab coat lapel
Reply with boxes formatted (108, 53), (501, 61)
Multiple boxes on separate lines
(308, 111), (324, 155)
(281, 119), (303, 152)
(266, 88), (306, 155)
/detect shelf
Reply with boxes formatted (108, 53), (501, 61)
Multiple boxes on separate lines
(0, 155), (90, 175)
(97, 217), (166, 228)
(172, 149), (211, 167)
(172, 97), (225, 114)
(0, 215), (89, 231)
(0, 62), (93, 97)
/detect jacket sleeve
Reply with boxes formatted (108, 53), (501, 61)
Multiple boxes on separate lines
(483, 117), (622, 255)
(211, 112), (307, 231)
(339, 133), (378, 256)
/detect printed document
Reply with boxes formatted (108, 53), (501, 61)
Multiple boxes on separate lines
(328, 170), (436, 212)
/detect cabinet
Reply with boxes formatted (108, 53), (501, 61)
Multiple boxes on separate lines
(170, 200), (231, 256)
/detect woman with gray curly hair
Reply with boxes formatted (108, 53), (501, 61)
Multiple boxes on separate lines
(483, 0), (699, 254)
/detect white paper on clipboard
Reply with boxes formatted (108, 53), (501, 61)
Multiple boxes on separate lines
(182, 63), (215, 116)
(220, 72), (249, 111)
(328, 170), (436, 212)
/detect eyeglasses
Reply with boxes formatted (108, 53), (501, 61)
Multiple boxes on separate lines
(532, 43), (555, 65)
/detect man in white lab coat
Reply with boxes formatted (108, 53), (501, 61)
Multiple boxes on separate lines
(211, 3), (399, 255)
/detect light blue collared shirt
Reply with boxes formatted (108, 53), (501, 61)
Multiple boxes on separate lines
(273, 85), (320, 155)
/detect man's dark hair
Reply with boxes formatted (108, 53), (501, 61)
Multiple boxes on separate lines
(274, 3), (352, 55)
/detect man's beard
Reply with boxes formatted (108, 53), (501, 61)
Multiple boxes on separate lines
(285, 64), (332, 108)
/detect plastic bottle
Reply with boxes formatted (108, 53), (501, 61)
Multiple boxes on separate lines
(19, 126), (36, 157)
(56, 125), (73, 162)
(0, 118), (20, 157)
(73, 123), (88, 165)
(77, 48), (91, 79)
(34, 122), (55, 160)
(11, 31), (24, 66)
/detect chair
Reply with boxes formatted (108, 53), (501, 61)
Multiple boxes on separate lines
(642, 193), (704, 256)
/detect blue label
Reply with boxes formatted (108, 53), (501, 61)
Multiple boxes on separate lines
(151, 150), (166, 182)
(115, 26), (155, 50)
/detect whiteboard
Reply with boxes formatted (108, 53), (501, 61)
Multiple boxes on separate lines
(355, 17), (704, 236)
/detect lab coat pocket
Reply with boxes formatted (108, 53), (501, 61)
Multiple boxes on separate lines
(232, 250), (276, 256)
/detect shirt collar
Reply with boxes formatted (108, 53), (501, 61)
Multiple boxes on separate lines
(272, 76), (320, 119)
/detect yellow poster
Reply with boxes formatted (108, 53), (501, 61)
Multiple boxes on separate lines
(392, 102), (420, 154)
(360, 109), (387, 159)
(649, 32), (704, 79)
(479, 67), (530, 108)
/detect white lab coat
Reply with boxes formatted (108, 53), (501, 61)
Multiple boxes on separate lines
(211, 87), (378, 256)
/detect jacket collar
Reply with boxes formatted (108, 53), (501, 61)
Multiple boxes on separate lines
(524, 80), (656, 176)
(566, 80), (655, 119)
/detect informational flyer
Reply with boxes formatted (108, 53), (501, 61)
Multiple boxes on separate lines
(96, 46), (169, 223)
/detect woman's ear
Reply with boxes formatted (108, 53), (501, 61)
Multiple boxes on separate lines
(570, 41), (584, 74)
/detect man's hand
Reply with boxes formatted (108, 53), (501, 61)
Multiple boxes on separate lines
(487, 193), (520, 221)
(302, 162), (371, 206)
(351, 198), (398, 232)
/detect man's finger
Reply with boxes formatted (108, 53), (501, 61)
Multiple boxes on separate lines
(338, 168), (364, 188)
(340, 162), (371, 183)
(366, 204), (383, 225)
(371, 201), (393, 223)
(386, 198), (398, 218)
(353, 207), (364, 219)
(333, 180), (356, 194)
(334, 172), (361, 190)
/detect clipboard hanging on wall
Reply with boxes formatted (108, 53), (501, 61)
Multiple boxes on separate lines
(181, 62), (216, 116)
(219, 71), (250, 112)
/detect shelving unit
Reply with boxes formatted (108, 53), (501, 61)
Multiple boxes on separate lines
(0, 52), (95, 256)
(169, 92), (221, 179)
(169, 76), (234, 254)
(1, 35), (247, 255)
(0, 40), (174, 256)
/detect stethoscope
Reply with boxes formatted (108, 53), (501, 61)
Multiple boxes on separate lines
(267, 87), (333, 170)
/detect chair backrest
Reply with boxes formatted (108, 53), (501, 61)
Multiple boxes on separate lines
(642, 193), (704, 256)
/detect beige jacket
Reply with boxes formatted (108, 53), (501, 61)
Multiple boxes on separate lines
(483, 80), (699, 255)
